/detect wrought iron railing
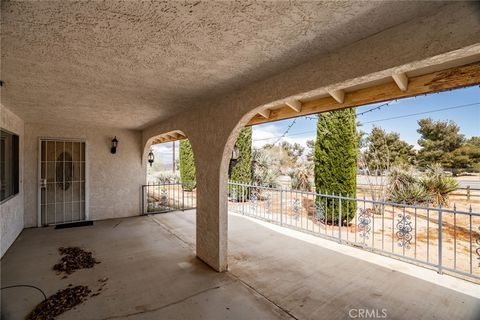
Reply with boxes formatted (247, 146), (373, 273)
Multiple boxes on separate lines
(142, 181), (480, 281)
(228, 182), (480, 282)
(142, 182), (196, 214)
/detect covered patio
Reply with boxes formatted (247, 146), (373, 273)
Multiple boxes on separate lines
(2, 211), (479, 319)
(1, 1), (480, 319)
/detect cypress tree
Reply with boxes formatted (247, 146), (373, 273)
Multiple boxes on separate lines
(179, 139), (196, 191)
(314, 109), (357, 224)
(230, 127), (252, 183)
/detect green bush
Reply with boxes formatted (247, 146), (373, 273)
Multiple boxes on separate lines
(230, 127), (252, 183)
(314, 109), (357, 224)
(179, 140), (196, 191)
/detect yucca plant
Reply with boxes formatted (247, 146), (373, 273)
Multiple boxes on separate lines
(389, 183), (429, 204)
(421, 164), (458, 206)
(387, 166), (429, 205)
(291, 167), (312, 191)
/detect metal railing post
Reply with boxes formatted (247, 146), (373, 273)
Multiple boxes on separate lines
(182, 184), (185, 211)
(438, 205), (443, 274)
(338, 193), (342, 243)
(280, 188), (283, 226)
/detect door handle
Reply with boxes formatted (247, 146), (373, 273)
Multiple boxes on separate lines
(40, 179), (47, 188)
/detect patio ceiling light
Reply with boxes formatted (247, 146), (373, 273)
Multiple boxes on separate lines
(231, 146), (240, 161)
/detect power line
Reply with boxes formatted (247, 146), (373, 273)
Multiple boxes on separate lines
(252, 101), (480, 142)
(267, 118), (297, 146)
(253, 129), (315, 142)
(361, 102), (480, 124)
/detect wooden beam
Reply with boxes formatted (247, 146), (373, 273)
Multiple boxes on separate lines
(246, 62), (480, 126)
(151, 132), (187, 145)
(392, 72), (409, 91)
(285, 99), (302, 112)
(327, 89), (345, 104)
(258, 109), (271, 119)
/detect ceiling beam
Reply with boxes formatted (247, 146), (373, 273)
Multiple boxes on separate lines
(246, 62), (480, 126)
(392, 72), (409, 91)
(285, 99), (302, 112)
(327, 89), (345, 104)
(258, 109), (271, 119)
(151, 132), (187, 145)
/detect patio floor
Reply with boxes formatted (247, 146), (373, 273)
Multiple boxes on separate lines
(1, 211), (479, 319)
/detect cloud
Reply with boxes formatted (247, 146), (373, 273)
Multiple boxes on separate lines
(252, 124), (282, 148)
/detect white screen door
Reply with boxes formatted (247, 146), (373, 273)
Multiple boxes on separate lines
(39, 139), (86, 225)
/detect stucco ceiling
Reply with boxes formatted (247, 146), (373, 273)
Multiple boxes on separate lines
(1, 0), (447, 130)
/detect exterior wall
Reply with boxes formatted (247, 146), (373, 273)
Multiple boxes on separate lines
(0, 104), (25, 257)
(23, 123), (145, 228)
(142, 3), (480, 271)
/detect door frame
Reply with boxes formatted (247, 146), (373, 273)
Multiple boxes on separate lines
(37, 137), (89, 227)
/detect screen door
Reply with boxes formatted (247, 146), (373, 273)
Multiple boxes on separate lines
(39, 139), (86, 225)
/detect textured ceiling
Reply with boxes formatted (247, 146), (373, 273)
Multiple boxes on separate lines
(1, 0), (447, 129)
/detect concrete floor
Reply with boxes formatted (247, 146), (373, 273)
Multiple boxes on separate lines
(1, 211), (479, 320)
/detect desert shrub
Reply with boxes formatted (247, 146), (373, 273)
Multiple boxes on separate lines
(421, 164), (458, 206)
(251, 148), (280, 187)
(291, 167), (312, 191)
(386, 164), (457, 206)
(156, 171), (180, 184)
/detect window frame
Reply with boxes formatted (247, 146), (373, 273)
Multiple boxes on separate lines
(0, 128), (20, 204)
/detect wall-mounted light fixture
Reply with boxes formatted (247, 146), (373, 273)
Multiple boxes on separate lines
(148, 148), (155, 167)
(111, 136), (119, 154)
(228, 145), (240, 176)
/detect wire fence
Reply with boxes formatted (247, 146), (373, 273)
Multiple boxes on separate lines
(141, 181), (480, 282)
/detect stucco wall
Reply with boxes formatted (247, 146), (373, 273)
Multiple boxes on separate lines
(0, 104), (25, 258)
(23, 123), (145, 228)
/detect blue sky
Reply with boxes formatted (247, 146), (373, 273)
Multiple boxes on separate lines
(154, 85), (479, 167)
(252, 85), (480, 149)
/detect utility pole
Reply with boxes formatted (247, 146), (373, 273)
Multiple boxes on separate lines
(172, 140), (176, 173)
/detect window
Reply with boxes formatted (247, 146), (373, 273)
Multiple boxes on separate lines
(0, 129), (19, 202)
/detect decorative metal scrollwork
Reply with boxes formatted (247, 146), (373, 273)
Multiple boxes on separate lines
(476, 225), (480, 267)
(292, 198), (301, 219)
(250, 192), (258, 212)
(231, 188), (237, 202)
(396, 213), (413, 249)
(316, 202), (324, 222)
(266, 193), (272, 214)
(358, 208), (371, 240)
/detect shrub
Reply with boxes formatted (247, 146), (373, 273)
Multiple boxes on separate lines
(386, 164), (458, 206)
(156, 171), (180, 184)
(314, 109), (357, 224)
(179, 140), (196, 191)
(421, 164), (458, 206)
(291, 167), (312, 191)
(230, 127), (252, 183)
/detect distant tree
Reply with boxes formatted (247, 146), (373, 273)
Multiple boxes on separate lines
(314, 109), (357, 224)
(179, 140), (196, 190)
(230, 127), (252, 183)
(364, 126), (416, 173)
(417, 118), (465, 167)
(444, 136), (480, 172)
(306, 139), (315, 162)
